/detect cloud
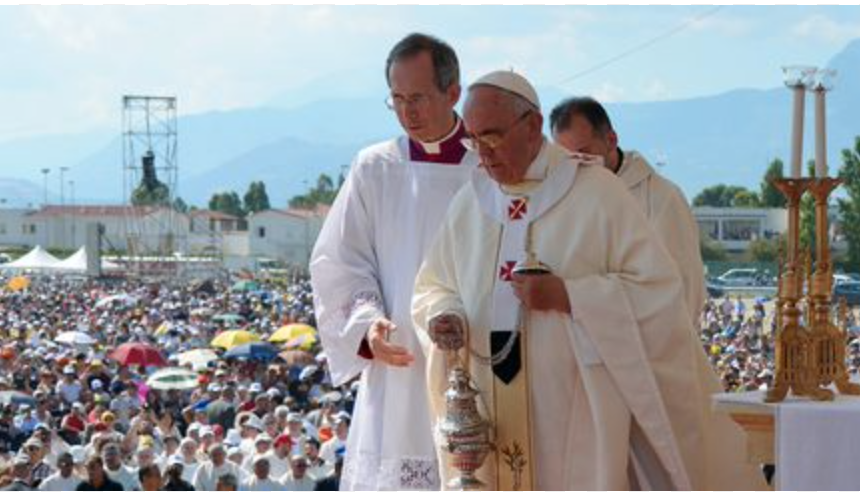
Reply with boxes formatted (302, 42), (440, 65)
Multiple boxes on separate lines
(792, 14), (860, 45)
(684, 11), (755, 37)
(592, 82), (626, 103)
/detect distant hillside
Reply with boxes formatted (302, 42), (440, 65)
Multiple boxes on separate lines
(1, 38), (859, 208)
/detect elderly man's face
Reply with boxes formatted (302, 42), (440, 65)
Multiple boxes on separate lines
(553, 114), (617, 169)
(463, 87), (541, 186)
(388, 50), (460, 144)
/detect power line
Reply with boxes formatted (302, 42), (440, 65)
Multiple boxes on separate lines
(556, 6), (726, 86)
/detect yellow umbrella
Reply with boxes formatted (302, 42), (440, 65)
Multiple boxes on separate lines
(6, 276), (30, 292)
(211, 330), (261, 350)
(269, 323), (316, 344)
(154, 323), (171, 337)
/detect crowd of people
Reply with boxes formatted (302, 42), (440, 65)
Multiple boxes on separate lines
(0, 268), (858, 490)
(701, 294), (860, 392)
(0, 273), (349, 491)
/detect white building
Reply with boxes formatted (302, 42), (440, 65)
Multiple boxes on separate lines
(693, 207), (787, 252)
(247, 207), (327, 267)
(0, 208), (36, 248)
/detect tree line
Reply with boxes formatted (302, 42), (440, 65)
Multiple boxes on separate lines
(697, 137), (860, 271)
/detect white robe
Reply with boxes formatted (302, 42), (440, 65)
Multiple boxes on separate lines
(617, 151), (706, 322)
(619, 151), (762, 490)
(311, 135), (476, 490)
(413, 142), (765, 490)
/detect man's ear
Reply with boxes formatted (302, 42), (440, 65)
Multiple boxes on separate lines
(446, 84), (461, 108)
(607, 129), (619, 149)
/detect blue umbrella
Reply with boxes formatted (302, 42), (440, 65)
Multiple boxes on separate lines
(223, 342), (279, 362)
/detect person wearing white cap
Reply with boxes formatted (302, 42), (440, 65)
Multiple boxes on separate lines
(414, 69), (759, 490)
(177, 438), (200, 484)
(550, 96), (761, 490)
(310, 32), (476, 491)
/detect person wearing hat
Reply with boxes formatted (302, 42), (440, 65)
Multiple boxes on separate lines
(241, 434), (272, 470)
(177, 438), (200, 484)
(414, 69), (763, 490)
(1, 455), (32, 491)
(550, 96), (706, 329)
(57, 365), (83, 406)
(23, 438), (52, 488)
(319, 413), (348, 466)
(265, 434), (293, 481)
(309, 32), (475, 491)
(39, 451), (82, 491)
(101, 443), (138, 491)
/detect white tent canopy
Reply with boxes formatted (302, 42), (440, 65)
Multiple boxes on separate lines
(53, 246), (88, 271)
(0, 245), (61, 270)
(1, 245), (121, 273)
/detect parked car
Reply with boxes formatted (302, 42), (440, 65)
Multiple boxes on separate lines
(714, 268), (772, 288)
(834, 281), (860, 306)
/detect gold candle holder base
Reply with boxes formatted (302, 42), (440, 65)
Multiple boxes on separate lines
(765, 177), (857, 403)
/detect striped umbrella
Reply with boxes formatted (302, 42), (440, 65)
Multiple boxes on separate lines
(147, 367), (199, 391)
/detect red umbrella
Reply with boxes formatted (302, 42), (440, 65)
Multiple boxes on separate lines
(109, 343), (167, 367)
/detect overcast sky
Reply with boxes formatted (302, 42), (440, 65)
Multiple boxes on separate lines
(1, 5), (859, 141)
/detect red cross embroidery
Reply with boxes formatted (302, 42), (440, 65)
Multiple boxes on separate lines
(499, 261), (517, 282)
(508, 198), (528, 221)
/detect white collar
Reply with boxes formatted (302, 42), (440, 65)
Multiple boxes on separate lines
(415, 118), (462, 155)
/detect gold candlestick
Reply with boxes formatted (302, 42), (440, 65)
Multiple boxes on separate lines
(765, 177), (859, 402)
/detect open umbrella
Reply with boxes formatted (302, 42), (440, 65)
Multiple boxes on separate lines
(223, 342), (279, 362)
(269, 323), (316, 344)
(284, 333), (319, 350)
(0, 391), (35, 407)
(211, 330), (260, 350)
(95, 294), (137, 309)
(55, 331), (96, 346)
(6, 276), (30, 292)
(177, 349), (219, 370)
(147, 367), (200, 391)
(109, 342), (167, 367)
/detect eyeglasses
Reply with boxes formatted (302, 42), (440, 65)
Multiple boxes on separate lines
(461, 111), (533, 152)
(384, 93), (431, 111)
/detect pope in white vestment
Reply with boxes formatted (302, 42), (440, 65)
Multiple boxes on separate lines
(413, 71), (765, 490)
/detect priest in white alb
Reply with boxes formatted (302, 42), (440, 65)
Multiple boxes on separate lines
(548, 96), (764, 490)
(310, 34), (476, 490)
(412, 71), (765, 490)
(549, 96), (706, 324)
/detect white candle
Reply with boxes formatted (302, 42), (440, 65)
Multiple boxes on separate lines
(814, 87), (827, 178)
(790, 84), (805, 178)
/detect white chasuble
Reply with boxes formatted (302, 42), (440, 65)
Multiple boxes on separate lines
(311, 135), (476, 490)
(414, 141), (766, 490)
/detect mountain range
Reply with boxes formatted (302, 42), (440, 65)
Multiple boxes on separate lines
(1, 38), (859, 209)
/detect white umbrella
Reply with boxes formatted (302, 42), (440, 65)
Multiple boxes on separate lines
(147, 367), (199, 391)
(55, 331), (96, 346)
(176, 349), (219, 370)
(95, 294), (137, 309)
